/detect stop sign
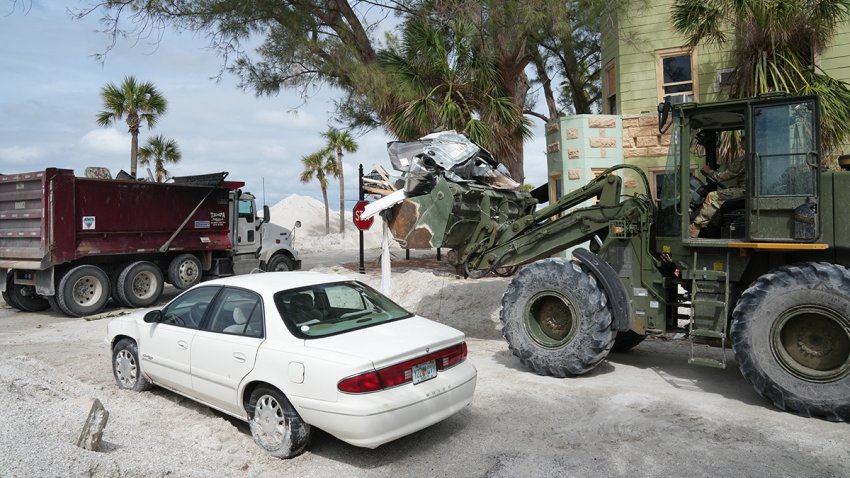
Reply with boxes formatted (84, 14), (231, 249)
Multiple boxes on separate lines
(352, 200), (374, 231)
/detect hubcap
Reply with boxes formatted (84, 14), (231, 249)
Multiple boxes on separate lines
(72, 275), (103, 306)
(252, 395), (287, 448)
(524, 291), (578, 348)
(132, 271), (157, 300)
(178, 261), (198, 285)
(115, 349), (137, 387)
(771, 305), (850, 383)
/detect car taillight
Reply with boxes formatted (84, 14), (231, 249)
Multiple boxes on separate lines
(338, 342), (467, 394)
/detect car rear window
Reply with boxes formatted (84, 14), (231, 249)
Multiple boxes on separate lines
(274, 281), (412, 338)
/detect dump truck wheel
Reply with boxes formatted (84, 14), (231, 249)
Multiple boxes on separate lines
(731, 262), (850, 421)
(3, 271), (21, 311)
(500, 258), (614, 377)
(611, 330), (646, 353)
(9, 284), (50, 312)
(266, 254), (293, 272)
(46, 295), (64, 314)
(56, 265), (111, 317)
(168, 254), (202, 290)
(117, 261), (164, 308)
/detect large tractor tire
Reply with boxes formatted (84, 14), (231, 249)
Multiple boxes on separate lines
(500, 258), (615, 377)
(731, 262), (850, 421)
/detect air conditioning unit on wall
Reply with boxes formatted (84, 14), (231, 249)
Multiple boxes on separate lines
(668, 93), (694, 104)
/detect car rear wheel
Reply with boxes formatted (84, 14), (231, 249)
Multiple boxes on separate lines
(56, 265), (110, 317)
(247, 387), (311, 458)
(168, 254), (202, 290)
(112, 338), (152, 391)
(117, 261), (164, 308)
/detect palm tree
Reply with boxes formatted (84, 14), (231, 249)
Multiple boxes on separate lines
(671, 0), (850, 159)
(97, 76), (168, 178)
(378, 16), (530, 171)
(319, 128), (359, 235)
(138, 134), (181, 182)
(300, 150), (340, 235)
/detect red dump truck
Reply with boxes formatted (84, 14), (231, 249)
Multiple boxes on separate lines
(0, 169), (301, 317)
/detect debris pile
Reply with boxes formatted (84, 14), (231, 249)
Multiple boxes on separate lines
(363, 131), (536, 251)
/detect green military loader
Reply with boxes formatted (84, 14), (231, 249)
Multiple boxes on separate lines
(383, 94), (850, 421)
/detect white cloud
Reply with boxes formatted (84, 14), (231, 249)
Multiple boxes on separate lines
(79, 128), (129, 155)
(254, 109), (321, 130)
(0, 145), (44, 164)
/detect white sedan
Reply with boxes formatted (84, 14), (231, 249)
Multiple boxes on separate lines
(106, 271), (477, 458)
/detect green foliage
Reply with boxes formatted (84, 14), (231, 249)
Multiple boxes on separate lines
(300, 147), (340, 235)
(321, 128), (358, 234)
(672, 0), (850, 159)
(97, 75), (168, 177)
(138, 134), (181, 182)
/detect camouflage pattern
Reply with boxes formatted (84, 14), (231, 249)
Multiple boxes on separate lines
(693, 187), (745, 227)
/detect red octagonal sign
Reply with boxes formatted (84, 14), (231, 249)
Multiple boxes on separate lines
(352, 200), (374, 231)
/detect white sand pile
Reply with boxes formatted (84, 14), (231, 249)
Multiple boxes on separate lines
(269, 194), (391, 252)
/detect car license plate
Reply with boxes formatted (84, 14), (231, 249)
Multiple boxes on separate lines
(412, 359), (437, 385)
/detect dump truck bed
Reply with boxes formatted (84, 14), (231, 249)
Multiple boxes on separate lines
(0, 168), (234, 270)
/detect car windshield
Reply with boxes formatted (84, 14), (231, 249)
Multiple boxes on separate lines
(274, 281), (412, 338)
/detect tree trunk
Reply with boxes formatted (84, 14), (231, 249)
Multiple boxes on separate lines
(130, 131), (139, 178)
(337, 147), (345, 235)
(322, 186), (330, 235)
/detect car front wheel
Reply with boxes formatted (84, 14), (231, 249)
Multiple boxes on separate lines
(112, 339), (152, 392)
(247, 387), (311, 458)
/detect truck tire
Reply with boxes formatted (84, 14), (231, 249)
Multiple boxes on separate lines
(57, 265), (110, 317)
(110, 263), (130, 307)
(117, 261), (164, 308)
(3, 271), (20, 310)
(731, 262), (850, 421)
(266, 254), (293, 272)
(500, 258), (615, 377)
(46, 295), (64, 314)
(611, 330), (646, 353)
(167, 254), (202, 290)
(8, 283), (50, 312)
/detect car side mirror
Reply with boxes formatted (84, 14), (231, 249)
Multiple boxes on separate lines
(144, 310), (163, 323)
(263, 205), (270, 223)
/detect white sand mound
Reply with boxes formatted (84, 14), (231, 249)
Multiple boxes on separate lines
(268, 194), (391, 252)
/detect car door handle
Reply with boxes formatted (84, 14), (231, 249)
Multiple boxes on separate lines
(177, 340), (188, 350)
(232, 352), (246, 363)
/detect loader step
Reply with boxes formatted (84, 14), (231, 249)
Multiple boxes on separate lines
(688, 357), (726, 369)
(690, 329), (725, 339)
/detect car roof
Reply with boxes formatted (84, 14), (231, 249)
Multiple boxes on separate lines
(198, 271), (351, 295)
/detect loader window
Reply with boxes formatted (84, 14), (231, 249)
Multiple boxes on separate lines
(656, 117), (682, 236)
(753, 102), (816, 197)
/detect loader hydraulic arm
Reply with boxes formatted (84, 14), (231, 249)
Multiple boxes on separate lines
(462, 164), (654, 275)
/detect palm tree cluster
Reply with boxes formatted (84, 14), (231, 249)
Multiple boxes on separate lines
(300, 128), (359, 236)
(672, 0), (850, 159)
(97, 76), (181, 181)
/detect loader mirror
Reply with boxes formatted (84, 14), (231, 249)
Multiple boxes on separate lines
(658, 98), (672, 133)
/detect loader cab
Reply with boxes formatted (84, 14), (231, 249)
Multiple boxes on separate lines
(656, 95), (821, 244)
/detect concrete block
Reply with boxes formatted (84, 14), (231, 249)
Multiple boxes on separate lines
(588, 116), (617, 129)
(547, 141), (561, 153)
(566, 128), (579, 140)
(639, 115), (657, 127)
(567, 169), (582, 180)
(568, 149), (581, 160)
(546, 122), (560, 134)
(624, 148), (648, 158)
(622, 117), (641, 128)
(590, 137), (618, 148)
(624, 177), (639, 189)
(76, 398), (109, 452)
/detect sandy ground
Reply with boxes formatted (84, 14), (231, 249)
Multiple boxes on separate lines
(1, 249), (848, 477)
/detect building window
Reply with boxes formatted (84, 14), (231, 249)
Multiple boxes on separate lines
(655, 47), (698, 103)
(604, 61), (617, 114)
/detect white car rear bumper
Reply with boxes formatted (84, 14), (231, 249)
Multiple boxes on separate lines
(292, 361), (477, 448)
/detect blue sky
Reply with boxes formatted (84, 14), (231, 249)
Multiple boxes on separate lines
(0, 2), (549, 210)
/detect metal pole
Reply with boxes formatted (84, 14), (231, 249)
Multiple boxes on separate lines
(405, 248), (410, 260)
(437, 248), (441, 261)
(358, 164), (365, 274)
